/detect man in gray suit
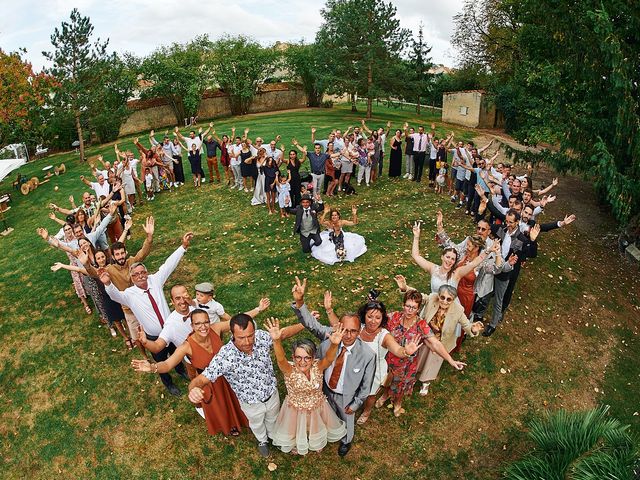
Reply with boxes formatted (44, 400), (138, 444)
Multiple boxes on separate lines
(290, 277), (375, 457)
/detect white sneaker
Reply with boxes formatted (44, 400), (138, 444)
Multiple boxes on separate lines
(201, 178), (206, 183)
(403, 173), (409, 179)
(366, 183), (370, 187)
(358, 182), (362, 186)
(408, 174), (413, 180)
(419, 382), (431, 396)
(244, 188), (250, 192)
(109, 327), (117, 337)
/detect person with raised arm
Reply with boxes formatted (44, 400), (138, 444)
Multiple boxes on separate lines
(290, 277), (376, 457)
(311, 205), (366, 265)
(132, 308), (249, 436)
(268, 318), (348, 455)
(99, 232), (193, 396)
(187, 314), (304, 457)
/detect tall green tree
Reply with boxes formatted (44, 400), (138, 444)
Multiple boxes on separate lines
(406, 23), (433, 114)
(316, 0), (410, 118)
(139, 35), (213, 125)
(209, 36), (279, 116)
(453, 0), (640, 224)
(43, 8), (109, 162)
(284, 42), (326, 107)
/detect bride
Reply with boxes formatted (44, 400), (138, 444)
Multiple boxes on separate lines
(311, 205), (367, 265)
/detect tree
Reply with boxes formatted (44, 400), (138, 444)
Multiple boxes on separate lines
(505, 406), (638, 479)
(88, 53), (137, 143)
(209, 36), (280, 116)
(406, 23), (433, 114)
(43, 8), (109, 162)
(452, 0), (640, 224)
(0, 49), (53, 149)
(316, 0), (410, 118)
(139, 36), (213, 124)
(284, 42), (326, 107)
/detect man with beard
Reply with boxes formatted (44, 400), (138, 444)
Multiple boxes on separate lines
(84, 216), (155, 352)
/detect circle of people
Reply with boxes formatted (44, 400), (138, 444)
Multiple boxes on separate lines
(36, 118), (576, 458)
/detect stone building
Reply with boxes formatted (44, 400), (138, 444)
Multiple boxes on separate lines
(441, 90), (504, 129)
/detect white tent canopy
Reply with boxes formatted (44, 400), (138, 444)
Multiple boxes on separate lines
(0, 143), (28, 182)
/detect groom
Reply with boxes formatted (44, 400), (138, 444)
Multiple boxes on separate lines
(289, 193), (324, 253)
(291, 277), (376, 456)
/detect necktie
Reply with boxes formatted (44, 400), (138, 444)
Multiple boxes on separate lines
(198, 304), (210, 309)
(144, 289), (164, 327)
(328, 347), (347, 390)
(418, 134), (423, 151)
(305, 209), (310, 217)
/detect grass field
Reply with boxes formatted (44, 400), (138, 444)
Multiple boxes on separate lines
(0, 104), (638, 479)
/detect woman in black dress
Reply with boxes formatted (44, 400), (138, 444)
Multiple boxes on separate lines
(263, 156), (279, 214)
(388, 129), (403, 177)
(285, 149), (304, 207)
(239, 140), (255, 192)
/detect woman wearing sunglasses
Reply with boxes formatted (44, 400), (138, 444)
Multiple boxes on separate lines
(267, 318), (347, 455)
(393, 282), (484, 397)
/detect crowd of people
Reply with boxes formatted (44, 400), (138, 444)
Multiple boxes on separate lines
(35, 117), (576, 459)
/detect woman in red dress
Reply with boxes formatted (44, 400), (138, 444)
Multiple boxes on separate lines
(374, 290), (466, 417)
(131, 309), (248, 436)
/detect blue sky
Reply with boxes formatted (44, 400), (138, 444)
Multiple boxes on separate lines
(0, 0), (464, 72)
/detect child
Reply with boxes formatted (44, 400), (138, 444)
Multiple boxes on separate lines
(276, 171), (292, 218)
(193, 282), (225, 324)
(435, 160), (448, 194)
(144, 167), (154, 201)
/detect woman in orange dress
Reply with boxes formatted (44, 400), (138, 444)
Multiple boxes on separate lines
(131, 308), (248, 436)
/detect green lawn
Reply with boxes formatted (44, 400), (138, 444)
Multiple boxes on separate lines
(0, 104), (638, 479)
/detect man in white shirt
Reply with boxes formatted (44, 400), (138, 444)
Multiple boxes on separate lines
(404, 123), (428, 183)
(229, 136), (244, 190)
(81, 173), (110, 199)
(264, 140), (283, 167)
(101, 232), (194, 396)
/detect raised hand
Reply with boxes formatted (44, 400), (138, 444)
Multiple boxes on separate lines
(403, 122), (408, 130)
(324, 290), (333, 311)
(292, 138), (298, 146)
(36, 227), (49, 240)
(134, 137), (139, 144)
(51, 262), (64, 272)
(552, 177), (558, 186)
(142, 216), (155, 236)
(292, 276), (307, 302)
(48, 212), (56, 220)
(76, 249), (89, 265)
(404, 337), (421, 355)
(80, 175), (85, 181)
(98, 269), (111, 285)
(108, 202), (118, 216)
(507, 253), (518, 266)
(394, 274), (407, 291)
(209, 122), (213, 128)
(329, 323), (346, 345)
(150, 130), (155, 137)
(131, 359), (152, 373)
(311, 127), (316, 134)
(258, 297), (270, 312)
(412, 220), (422, 237)
(436, 209), (443, 227)
(529, 223), (541, 241)
(491, 239), (501, 255)
(351, 205), (358, 215)
(264, 317), (282, 341)
(275, 135), (281, 142)
(182, 232), (194, 249)
(562, 214), (576, 226)
(431, 123), (436, 130)
(311, 310), (321, 320)
(124, 218), (133, 231)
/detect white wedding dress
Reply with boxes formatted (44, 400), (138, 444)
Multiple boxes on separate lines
(251, 163), (266, 206)
(311, 228), (367, 265)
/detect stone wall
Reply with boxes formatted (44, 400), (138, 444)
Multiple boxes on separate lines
(119, 83), (308, 136)
(441, 90), (503, 129)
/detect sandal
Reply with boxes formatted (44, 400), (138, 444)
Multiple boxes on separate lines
(375, 396), (388, 409)
(229, 427), (240, 437)
(356, 412), (370, 425)
(84, 305), (92, 315)
(393, 406), (405, 417)
(419, 382), (431, 397)
(125, 339), (135, 350)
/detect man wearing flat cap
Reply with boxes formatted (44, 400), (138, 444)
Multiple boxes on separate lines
(289, 193), (324, 253)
